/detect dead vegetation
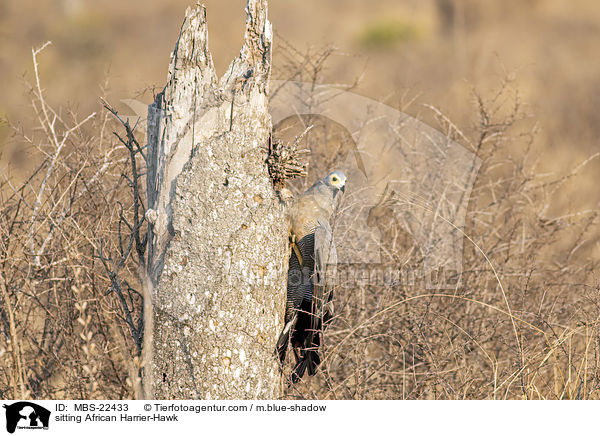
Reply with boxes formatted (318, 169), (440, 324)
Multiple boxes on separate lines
(273, 46), (600, 400)
(0, 44), (144, 399)
(1, 37), (599, 400)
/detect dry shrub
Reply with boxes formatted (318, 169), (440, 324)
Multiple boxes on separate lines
(0, 44), (144, 399)
(1, 39), (598, 400)
(274, 44), (600, 400)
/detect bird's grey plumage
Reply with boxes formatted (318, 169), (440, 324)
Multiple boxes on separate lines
(276, 170), (345, 383)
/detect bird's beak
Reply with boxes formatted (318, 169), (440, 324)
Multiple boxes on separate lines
(341, 185), (346, 193)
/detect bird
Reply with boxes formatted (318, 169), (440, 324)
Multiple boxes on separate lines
(276, 170), (346, 383)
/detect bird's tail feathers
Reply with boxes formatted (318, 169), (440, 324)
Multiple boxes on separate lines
(290, 348), (321, 383)
(307, 349), (321, 376)
(275, 315), (297, 364)
(290, 357), (308, 384)
(276, 332), (289, 365)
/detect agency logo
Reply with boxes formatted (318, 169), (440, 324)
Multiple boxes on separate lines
(120, 79), (481, 290)
(269, 80), (481, 289)
(2, 402), (50, 434)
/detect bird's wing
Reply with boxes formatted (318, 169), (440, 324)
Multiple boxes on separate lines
(278, 231), (315, 364)
(313, 219), (336, 327)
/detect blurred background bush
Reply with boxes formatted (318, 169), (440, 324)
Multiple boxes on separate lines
(2, 0), (599, 206)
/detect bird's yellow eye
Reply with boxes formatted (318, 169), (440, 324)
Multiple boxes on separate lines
(332, 176), (338, 182)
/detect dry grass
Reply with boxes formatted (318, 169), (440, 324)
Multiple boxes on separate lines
(1, 2), (599, 400)
(0, 44), (144, 399)
(273, 46), (600, 400)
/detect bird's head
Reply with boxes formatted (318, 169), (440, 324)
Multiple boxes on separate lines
(324, 170), (346, 194)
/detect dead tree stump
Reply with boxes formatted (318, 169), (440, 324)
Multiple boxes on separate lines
(145, 1), (286, 399)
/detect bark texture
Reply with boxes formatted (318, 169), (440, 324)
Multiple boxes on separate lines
(145, 1), (286, 399)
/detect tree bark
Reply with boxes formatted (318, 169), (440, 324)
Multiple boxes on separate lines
(145, 1), (286, 399)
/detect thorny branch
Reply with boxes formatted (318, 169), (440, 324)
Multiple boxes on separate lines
(97, 100), (148, 356)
